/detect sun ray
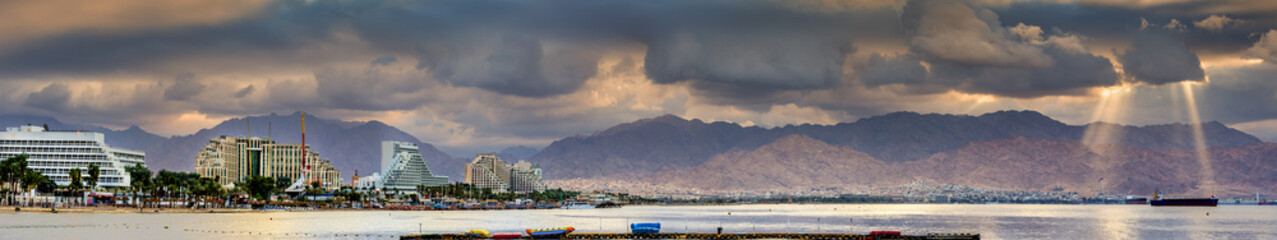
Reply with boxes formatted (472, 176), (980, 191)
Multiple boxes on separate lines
(1180, 81), (1216, 194)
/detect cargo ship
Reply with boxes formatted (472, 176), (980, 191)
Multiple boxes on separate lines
(1149, 190), (1217, 207)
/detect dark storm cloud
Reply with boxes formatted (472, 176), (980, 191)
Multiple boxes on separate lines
(0, 0), (888, 99)
(991, 1), (1277, 57)
(23, 83), (71, 110)
(234, 85), (255, 98)
(1118, 32), (1205, 85)
(858, 0), (1120, 98)
(416, 34), (600, 98)
(859, 54), (927, 88)
(0, 0), (339, 78)
(163, 73), (206, 101)
(313, 63), (432, 111)
(1194, 63), (1277, 123)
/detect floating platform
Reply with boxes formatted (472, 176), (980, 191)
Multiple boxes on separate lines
(401, 232), (980, 240)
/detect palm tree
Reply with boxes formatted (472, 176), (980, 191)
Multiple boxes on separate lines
(87, 163), (100, 192)
(2, 154), (29, 205)
(69, 168), (83, 206)
(125, 163), (152, 209)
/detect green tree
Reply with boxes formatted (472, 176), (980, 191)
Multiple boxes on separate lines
(125, 163), (152, 208)
(2, 154), (30, 204)
(69, 168), (83, 205)
(245, 175), (276, 202)
(34, 173), (55, 193)
(86, 163), (100, 191)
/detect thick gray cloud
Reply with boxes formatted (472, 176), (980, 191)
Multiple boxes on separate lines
(163, 73), (205, 101)
(314, 61), (433, 111)
(1119, 32), (1205, 85)
(902, 1), (1052, 68)
(858, 0), (1120, 98)
(643, 26), (853, 90)
(1246, 29), (1277, 62)
(23, 83), (71, 110)
(416, 35), (600, 97)
(234, 85), (255, 98)
(859, 54), (927, 88)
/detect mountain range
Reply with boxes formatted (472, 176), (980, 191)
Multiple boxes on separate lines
(4, 110), (1273, 196)
(530, 111), (1260, 179)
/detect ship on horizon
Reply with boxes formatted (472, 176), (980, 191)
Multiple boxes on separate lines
(1150, 189), (1218, 207)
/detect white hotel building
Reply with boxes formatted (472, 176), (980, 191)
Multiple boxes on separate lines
(380, 141), (449, 193)
(0, 125), (146, 188)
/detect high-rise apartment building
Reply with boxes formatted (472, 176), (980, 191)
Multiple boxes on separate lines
(463, 154), (545, 193)
(194, 136), (341, 189)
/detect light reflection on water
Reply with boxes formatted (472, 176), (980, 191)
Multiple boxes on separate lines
(2, 204), (1276, 240)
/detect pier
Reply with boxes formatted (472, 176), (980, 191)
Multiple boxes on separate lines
(401, 232), (980, 240)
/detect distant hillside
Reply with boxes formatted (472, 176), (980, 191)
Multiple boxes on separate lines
(657, 135), (1276, 195)
(667, 135), (909, 190)
(531, 110), (1262, 180)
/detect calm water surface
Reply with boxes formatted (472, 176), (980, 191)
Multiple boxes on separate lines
(2, 204), (1275, 239)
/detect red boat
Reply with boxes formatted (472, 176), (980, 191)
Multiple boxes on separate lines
(870, 231), (901, 236)
(491, 232), (523, 239)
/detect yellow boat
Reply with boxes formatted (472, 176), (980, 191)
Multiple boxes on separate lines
(526, 226), (574, 236)
(465, 229), (491, 237)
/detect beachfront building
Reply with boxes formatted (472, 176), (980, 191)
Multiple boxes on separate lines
(194, 136), (341, 189)
(0, 125), (146, 189)
(354, 173), (381, 190)
(464, 154), (545, 193)
(379, 141), (448, 194)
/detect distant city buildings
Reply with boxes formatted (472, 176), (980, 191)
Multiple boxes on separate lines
(354, 172), (381, 190)
(379, 141), (448, 194)
(194, 136), (340, 189)
(0, 125), (146, 188)
(464, 154), (545, 193)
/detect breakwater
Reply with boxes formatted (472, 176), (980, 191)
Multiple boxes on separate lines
(401, 232), (980, 240)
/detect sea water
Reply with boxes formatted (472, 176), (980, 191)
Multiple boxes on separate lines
(2, 204), (1275, 239)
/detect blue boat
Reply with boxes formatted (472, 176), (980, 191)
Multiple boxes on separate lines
(630, 223), (660, 234)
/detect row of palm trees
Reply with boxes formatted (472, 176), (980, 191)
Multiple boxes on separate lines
(122, 163), (228, 208)
(1, 154), (106, 206)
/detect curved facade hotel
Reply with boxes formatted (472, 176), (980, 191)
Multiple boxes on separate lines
(0, 125), (146, 188)
(194, 136), (341, 189)
(380, 141), (449, 193)
(464, 154), (546, 193)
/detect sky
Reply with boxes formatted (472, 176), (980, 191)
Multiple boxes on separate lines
(3, 0), (1277, 156)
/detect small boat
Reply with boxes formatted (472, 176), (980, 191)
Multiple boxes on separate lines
(491, 232), (524, 239)
(465, 229), (491, 237)
(1149, 190), (1217, 207)
(560, 200), (595, 209)
(526, 227), (575, 237)
(630, 222), (660, 234)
